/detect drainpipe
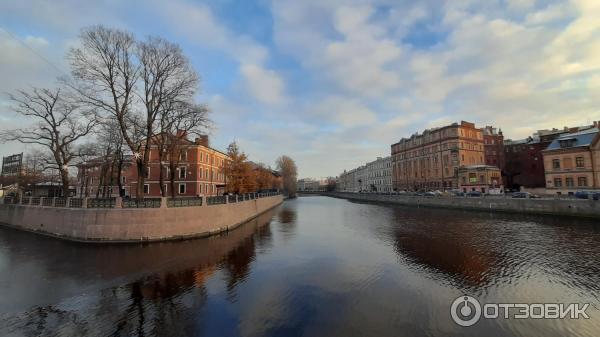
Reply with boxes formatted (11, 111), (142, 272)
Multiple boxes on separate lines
(591, 146), (598, 189)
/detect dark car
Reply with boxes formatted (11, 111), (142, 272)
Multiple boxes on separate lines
(512, 192), (530, 199)
(466, 191), (483, 197)
(423, 191), (436, 197)
(575, 191), (591, 199)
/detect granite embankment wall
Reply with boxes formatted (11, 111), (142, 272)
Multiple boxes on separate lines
(0, 195), (283, 242)
(312, 192), (600, 218)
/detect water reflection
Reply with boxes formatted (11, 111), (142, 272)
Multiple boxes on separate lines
(0, 210), (277, 337)
(388, 206), (600, 294)
(2, 197), (600, 337)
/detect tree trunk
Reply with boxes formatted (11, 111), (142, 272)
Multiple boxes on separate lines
(116, 155), (124, 197)
(136, 160), (145, 200)
(170, 163), (176, 198)
(60, 168), (70, 198)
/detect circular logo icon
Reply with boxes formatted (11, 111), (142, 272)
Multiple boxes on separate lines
(451, 295), (482, 327)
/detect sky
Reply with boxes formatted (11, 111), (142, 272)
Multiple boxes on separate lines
(0, 0), (599, 178)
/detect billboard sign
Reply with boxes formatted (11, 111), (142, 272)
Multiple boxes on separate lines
(1, 153), (23, 177)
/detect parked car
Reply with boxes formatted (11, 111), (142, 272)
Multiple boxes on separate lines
(424, 191), (436, 197)
(512, 192), (530, 199)
(450, 190), (465, 197)
(466, 191), (483, 197)
(575, 191), (600, 200)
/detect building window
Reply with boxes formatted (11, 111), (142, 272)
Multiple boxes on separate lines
(145, 167), (150, 178)
(576, 157), (584, 168)
(552, 159), (560, 170)
(178, 183), (186, 194)
(553, 178), (562, 187)
(566, 177), (574, 187)
(143, 184), (150, 194)
(205, 184), (209, 194)
(179, 167), (186, 179)
(121, 176), (126, 184)
(179, 150), (188, 161)
(578, 177), (588, 187)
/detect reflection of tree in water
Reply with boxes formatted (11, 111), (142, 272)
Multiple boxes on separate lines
(1, 213), (276, 337)
(278, 207), (296, 224)
(221, 237), (257, 301)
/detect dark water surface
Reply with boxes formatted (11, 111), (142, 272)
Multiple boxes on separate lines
(1, 196), (600, 337)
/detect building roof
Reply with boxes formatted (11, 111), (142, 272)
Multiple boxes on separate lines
(544, 127), (599, 151)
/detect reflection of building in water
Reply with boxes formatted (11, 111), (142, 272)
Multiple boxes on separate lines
(0, 209), (278, 337)
(391, 210), (498, 287)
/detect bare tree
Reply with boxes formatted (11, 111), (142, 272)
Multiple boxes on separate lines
(0, 88), (97, 196)
(276, 155), (298, 198)
(156, 103), (210, 197)
(69, 26), (202, 199)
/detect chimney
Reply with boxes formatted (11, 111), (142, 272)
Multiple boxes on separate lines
(195, 135), (209, 147)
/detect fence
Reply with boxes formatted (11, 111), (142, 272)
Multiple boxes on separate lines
(69, 198), (83, 208)
(54, 198), (67, 207)
(122, 198), (162, 208)
(2, 192), (282, 209)
(167, 197), (203, 208)
(207, 196), (226, 206)
(87, 198), (116, 208)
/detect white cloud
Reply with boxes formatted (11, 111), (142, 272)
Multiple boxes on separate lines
(240, 64), (287, 105)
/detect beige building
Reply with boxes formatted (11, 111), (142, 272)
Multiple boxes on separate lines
(391, 121), (486, 191)
(457, 165), (503, 194)
(366, 156), (392, 192)
(542, 127), (600, 194)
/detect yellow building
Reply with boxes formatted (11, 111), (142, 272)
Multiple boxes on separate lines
(542, 127), (600, 194)
(391, 121), (486, 191)
(457, 165), (503, 194)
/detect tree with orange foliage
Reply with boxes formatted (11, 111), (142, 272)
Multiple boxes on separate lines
(223, 142), (256, 194)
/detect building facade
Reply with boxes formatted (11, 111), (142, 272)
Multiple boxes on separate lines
(482, 126), (505, 169)
(366, 156), (392, 192)
(391, 121), (486, 191)
(457, 165), (503, 194)
(503, 124), (597, 190)
(77, 136), (230, 197)
(338, 165), (368, 192)
(542, 127), (600, 194)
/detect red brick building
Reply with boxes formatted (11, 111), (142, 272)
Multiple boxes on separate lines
(503, 125), (596, 190)
(77, 136), (230, 198)
(482, 126), (505, 168)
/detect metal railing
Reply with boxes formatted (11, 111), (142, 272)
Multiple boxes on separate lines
(20, 197), (30, 205)
(228, 195), (239, 203)
(2, 196), (19, 204)
(69, 198), (83, 208)
(122, 198), (162, 208)
(207, 195), (226, 206)
(30, 197), (41, 206)
(54, 198), (67, 207)
(41, 198), (53, 207)
(167, 197), (203, 207)
(87, 198), (116, 208)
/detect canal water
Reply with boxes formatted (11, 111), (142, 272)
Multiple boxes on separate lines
(1, 196), (600, 337)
